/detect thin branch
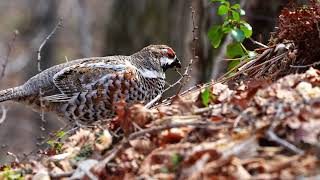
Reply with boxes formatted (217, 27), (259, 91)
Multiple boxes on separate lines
(218, 52), (287, 84)
(37, 19), (63, 71)
(0, 30), (19, 125)
(7, 151), (20, 163)
(145, 3), (199, 108)
(267, 129), (304, 155)
(37, 19), (63, 130)
(144, 77), (183, 108)
(0, 105), (8, 124)
(1, 30), (19, 78)
(176, 4), (198, 94)
(266, 104), (304, 155)
(128, 121), (224, 140)
(290, 61), (320, 68)
(249, 38), (268, 48)
(49, 171), (74, 179)
(97, 120), (226, 169)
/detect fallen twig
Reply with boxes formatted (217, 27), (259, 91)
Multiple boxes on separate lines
(96, 120), (227, 172)
(249, 38), (268, 48)
(49, 171), (74, 179)
(266, 104), (304, 155)
(267, 129), (304, 155)
(290, 61), (320, 68)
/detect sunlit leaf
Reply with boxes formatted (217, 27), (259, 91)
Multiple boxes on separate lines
(231, 28), (245, 42)
(240, 22), (253, 38)
(218, 5), (228, 15)
(47, 140), (55, 147)
(240, 9), (246, 15)
(201, 88), (211, 107)
(211, 0), (226, 2)
(56, 131), (66, 138)
(231, 11), (240, 22)
(231, 4), (240, 9)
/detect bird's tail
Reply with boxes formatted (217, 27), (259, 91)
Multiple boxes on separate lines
(0, 86), (24, 102)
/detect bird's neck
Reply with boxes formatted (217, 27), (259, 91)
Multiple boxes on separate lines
(130, 52), (165, 79)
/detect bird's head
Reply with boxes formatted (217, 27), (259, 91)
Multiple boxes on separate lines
(142, 45), (181, 71)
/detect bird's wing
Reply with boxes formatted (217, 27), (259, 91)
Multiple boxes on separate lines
(43, 60), (135, 102)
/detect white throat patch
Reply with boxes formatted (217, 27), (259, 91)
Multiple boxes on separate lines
(160, 56), (174, 67)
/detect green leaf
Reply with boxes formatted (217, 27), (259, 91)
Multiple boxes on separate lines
(201, 88), (211, 107)
(240, 22), (252, 38)
(231, 4), (240, 9)
(240, 9), (246, 15)
(228, 60), (241, 70)
(211, 0), (226, 2)
(231, 10), (240, 22)
(47, 140), (55, 147)
(56, 131), (66, 138)
(208, 25), (224, 48)
(218, 5), (228, 15)
(171, 153), (183, 167)
(231, 28), (245, 42)
(222, 26), (232, 33)
(226, 42), (245, 58)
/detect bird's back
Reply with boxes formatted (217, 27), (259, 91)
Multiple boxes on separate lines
(0, 57), (125, 103)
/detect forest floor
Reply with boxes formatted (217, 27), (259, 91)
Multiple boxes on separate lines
(4, 67), (318, 180)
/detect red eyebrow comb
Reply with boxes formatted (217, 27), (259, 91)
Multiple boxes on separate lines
(167, 48), (175, 57)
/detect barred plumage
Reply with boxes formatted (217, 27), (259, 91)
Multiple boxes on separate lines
(0, 45), (181, 123)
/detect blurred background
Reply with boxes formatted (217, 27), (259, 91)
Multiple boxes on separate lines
(0, 0), (289, 163)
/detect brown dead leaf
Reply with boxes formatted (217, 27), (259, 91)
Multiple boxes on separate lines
(114, 101), (154, 135)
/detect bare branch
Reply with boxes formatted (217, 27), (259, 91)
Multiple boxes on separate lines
(37, 19), (63, 130)
(1, 30), (19, 78)
(290, 61), (320, 68)
(0, 105), (8, 124)
(7, 151), (20, 163)
(249, 38), (268, 48)
(37, 19), (63, 72)
(49, 171), (74, 179)
(145, 3), (199, 108)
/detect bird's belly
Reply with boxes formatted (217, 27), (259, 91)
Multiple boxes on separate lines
(58, 78), (164, 123)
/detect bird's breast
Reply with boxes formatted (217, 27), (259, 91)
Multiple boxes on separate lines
(59, 72), (165, 122)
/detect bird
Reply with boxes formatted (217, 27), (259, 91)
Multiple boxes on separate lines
(0, 45), (181, 123)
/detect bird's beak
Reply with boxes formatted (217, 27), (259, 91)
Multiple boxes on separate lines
(173, 57), (182, 68)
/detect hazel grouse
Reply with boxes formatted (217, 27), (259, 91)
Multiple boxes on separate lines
(0, 45), (181, 123)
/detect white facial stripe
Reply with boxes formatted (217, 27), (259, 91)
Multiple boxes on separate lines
(160, 56), (175, 66)
(83, 62), (126, 71)
(138, 68), (165, 79)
